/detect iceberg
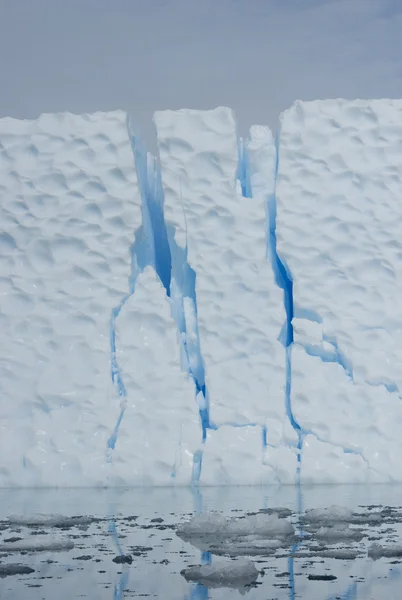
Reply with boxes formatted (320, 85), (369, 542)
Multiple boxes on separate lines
(1, 100), (402, 487)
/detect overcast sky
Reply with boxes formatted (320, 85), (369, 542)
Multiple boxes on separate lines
(1, 0), (402, 149)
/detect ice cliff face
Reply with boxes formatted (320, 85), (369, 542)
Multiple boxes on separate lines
(1, 100), (402, 487)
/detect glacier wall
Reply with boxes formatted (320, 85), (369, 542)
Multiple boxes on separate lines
(1, 100), (402, 487)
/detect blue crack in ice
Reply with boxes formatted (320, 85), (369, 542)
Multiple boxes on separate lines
(134, 133), (213, 478)
(266, 134), (304, 474)
(236, 133), (304, 482)
(107, 126), (158, 454)
(169, 229), (211, 441)
(237, 136), (252, 198)
(165, 210), (211, 447)
(108, 122), (212, 462)
(299, 335), (353, 380)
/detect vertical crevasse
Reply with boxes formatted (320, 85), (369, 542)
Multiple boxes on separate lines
(129, 119), (212, 482)
(236, 136), (252, 198)
(167, 228), (211, 444)
(238, 125), (304, 485)
(266, 133), (304, 475)
(130, 132), (172, 296)
(108, 118), (211, 462)
(107, 121), (157, 454)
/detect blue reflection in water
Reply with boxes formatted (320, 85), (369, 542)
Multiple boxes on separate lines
(288, 483), (303, 600)
(187, 486), (209, 600)
(190, 583), (209, 600)
(108, 511), (129, 600)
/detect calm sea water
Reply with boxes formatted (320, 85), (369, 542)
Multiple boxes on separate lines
(1, 484), (402, 599)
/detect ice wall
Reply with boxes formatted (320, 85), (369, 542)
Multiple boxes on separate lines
(276, 99), (402, 483)
(1, 101), (402, 487)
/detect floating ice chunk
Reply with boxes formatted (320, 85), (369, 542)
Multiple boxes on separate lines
(226, 513), (294, 539)
(7, 514), (99, 528)
(177, 512), (228, 537)
(303, 506), (353, 523)
(368, 543), (402, 560)
(181, 557), (259, 590)
(177, 511), (294, 542)
(0, 538), (74, 552)
(315, 524), (364, 543)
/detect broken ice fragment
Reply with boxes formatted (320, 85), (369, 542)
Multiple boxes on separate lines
(368, 543), (402, 560)
(302, 506), (353, 524)
(181, 557), (259, 589)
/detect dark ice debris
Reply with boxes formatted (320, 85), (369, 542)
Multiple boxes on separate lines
(308, 574), (337, 581)
(0, 564), (35, 577)
(112, 554), (133, 564)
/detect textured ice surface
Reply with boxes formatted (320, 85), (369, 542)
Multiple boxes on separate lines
(155, 107), (296, 484)
(0, 111), (144, 487)
(0, 111), (196, 487)
(276, 99), (402, 483)
(2, 100), (402, 487)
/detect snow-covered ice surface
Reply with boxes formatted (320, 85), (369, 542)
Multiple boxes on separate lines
(1, 485), (402, 599)
(276, 99), (402, 483)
